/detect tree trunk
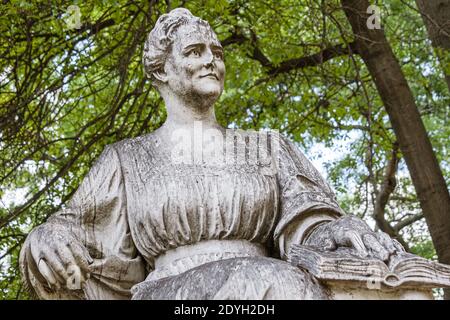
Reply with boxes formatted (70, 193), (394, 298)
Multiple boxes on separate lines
(341, 0), (450, 299)
(415, 0), (450, 91)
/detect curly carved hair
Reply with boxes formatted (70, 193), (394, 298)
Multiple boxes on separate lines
(143, 8), (217, 83)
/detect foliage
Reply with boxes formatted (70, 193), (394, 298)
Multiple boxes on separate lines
(0, 0), (448, 299)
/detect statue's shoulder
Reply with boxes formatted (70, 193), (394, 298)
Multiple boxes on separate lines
(266, 129), (286, 142)
(259, 129), (293, 151)
(224, 127), (295, 155)
(263, 130), (312, 163)
(108, 132), (157, 154)
(226, 127), (286, 141)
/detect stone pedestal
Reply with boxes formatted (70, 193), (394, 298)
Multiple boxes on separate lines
(289, 244), (450, 300)
(324, 281), (434, 300)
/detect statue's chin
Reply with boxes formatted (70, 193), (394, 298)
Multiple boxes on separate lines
(192, 84), (223, 104)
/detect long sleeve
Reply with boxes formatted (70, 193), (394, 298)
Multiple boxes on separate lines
(273, 134), (345, 259)
(19, 145), (146, 299)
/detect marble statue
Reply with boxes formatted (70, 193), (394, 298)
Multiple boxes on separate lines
(19, 8), (449, 300)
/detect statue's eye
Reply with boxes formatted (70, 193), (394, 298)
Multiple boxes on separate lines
(190, 49), (200, 57)
(213, 51), (223, 60)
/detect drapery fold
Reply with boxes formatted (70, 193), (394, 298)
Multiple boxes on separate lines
(20, 145), (146, 299)
(20, 130), (344, 299)
(273, 133), (344, 258)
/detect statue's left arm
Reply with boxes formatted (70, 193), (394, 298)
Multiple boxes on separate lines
(19, 145), (146, 299)
(273, 133), (402, 261)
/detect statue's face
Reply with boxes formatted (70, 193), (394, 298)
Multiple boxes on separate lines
(164, 23), (225, 104)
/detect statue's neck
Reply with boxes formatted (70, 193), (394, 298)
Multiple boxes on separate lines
(160, 91), (222, 131)
(165, 105), (218, 128)
(157, 93), (224, 140)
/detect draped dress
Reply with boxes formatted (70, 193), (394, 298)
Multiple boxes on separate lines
(20, 129), (344, 299)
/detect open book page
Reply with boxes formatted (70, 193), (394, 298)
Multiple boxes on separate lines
(288, 245), (450, 289)
(388, 253), (450, 287)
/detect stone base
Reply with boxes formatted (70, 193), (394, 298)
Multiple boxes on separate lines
(324, 282), (434, 300)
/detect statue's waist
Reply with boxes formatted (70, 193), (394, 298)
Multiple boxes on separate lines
(147, 240), (268, 281)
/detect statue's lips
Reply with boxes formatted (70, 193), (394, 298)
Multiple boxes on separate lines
(199, 73), (219, 80)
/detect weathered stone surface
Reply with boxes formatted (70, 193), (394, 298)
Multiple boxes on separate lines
(18, 7), (450, 300)
(289, 244), (450, 300)
(327, 284), (433, 300)
(132, 256), (330, 300)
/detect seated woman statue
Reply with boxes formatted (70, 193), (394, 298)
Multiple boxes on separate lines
(19, 8), (403, 300)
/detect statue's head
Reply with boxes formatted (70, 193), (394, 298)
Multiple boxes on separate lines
(143, 8), (225, 105)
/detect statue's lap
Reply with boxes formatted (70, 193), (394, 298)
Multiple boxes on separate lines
(131, 256), (330, 300)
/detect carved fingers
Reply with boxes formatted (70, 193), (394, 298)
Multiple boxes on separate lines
(362, 233), (390, 262)
(307, 216), (403, 262)
(69, 242), (93, 273)
(340, 230), (368, 258)
(391, 238), (406, 253)
(28, 224), (92, 290)
(376, 231), (398, 255)
(332, 229), (393, 261)
(48, 247), (73, 284)
(38, 259), (57, 287)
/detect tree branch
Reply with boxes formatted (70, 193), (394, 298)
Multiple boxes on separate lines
(221, 30), (358, 76)
(221, 32), (247, 47)
(393, 213), (424, 232)
(373, 143), (410, 250)
(267, 42), (358, 76)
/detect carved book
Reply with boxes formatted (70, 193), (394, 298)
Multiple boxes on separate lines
(288, 245), (450, 289)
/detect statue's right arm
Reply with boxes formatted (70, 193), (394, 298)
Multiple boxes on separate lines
(20, 218), (92, 299)
(19, 145), (146, 299)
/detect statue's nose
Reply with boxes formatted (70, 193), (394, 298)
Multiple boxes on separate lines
(204, 61), (214, 69)
(203, 49), (214, 69)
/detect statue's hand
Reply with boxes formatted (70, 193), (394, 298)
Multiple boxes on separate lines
(304, 216), (405, 262)
(27, 223), (93, 290)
